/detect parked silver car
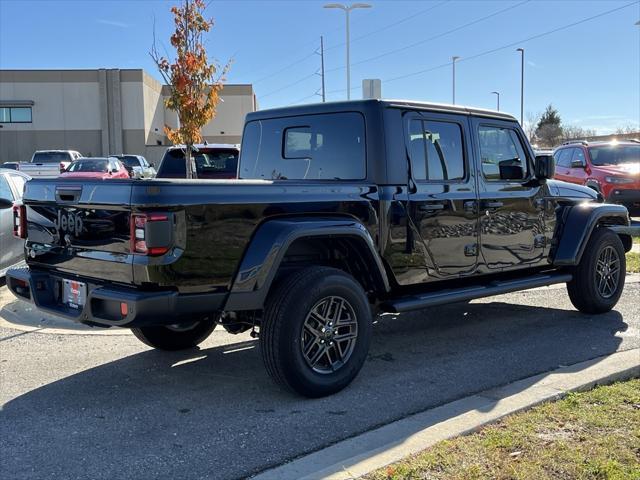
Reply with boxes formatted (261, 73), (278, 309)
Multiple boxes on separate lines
(109, 155), (156, 179)
(0, 169), (30, 277)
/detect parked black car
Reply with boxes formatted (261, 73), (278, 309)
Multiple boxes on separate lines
(7, 100), (639, 396)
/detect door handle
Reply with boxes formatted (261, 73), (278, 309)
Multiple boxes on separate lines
(418, 203), (445, 211)
(483, 201), (503, 209)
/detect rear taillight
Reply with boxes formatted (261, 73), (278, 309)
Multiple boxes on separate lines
(130, 213), (170, 256)
(13, 205), (27, 238)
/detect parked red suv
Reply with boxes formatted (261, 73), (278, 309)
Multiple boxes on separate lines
(553, 140), (640, 209)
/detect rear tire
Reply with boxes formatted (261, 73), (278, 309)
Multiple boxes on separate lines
(131, 316), (216, 351)
(567, 228), (626, 314)
(261, 266), (372, 398)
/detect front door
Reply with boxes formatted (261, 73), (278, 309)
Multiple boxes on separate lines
(472, 119), (546, 270)
(404, 112), (480, 281)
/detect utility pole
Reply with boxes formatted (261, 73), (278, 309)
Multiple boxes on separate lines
(324, 3), (372, 100)
(517, 48), (524, 125)
(491, 91), (500, 111)
(320, 36), (326, 102)
(452, 56), (460, 104)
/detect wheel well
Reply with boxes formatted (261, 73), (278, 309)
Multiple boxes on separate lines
(596, 217), (631, 252)
(275, 236), (386, 298)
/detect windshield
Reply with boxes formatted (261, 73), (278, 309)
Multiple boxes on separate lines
(158, 148), (239, 178)
(589, 145), (640, 166)
(113, 156), (140, 168)
(67, 159), (109, 172)
(32, 152), (71, 163)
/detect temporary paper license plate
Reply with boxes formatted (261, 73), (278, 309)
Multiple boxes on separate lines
(63, 279), (86, 309)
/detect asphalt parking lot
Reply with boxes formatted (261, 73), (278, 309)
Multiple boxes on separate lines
(1, 279), (639, 480)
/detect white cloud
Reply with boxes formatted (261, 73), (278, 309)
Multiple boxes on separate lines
(97, 19), (130, 28)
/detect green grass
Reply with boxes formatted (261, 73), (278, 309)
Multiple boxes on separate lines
(627, 252), (640, 273)
(366, 379), (640, 480)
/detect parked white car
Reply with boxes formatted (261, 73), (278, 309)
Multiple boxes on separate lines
(18, 150), (83, 177)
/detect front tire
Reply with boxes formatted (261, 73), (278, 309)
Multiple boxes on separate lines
(567, 228), (626, 314)
(261, 266), (372, 398)
(131, 316), (217, 351)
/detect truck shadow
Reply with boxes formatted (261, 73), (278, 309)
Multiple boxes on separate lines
(0, 300), (630, 480)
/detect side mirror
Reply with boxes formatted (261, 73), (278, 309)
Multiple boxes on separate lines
(498, 159), (525, 180)
(570, 159), (585, 169)
(0, 198), (13, 209)
(535, 155), (555, 180)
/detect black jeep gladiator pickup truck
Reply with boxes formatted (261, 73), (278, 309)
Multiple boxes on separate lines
(7, 100), (638, 397)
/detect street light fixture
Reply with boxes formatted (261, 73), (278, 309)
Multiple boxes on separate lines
(324, 3), (372, 100)
(452, 56), (460, 105)
(516, 48), (524, 125)
(491, 91), (500, 111)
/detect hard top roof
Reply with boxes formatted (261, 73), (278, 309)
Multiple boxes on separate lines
(246, 98), (517, 122)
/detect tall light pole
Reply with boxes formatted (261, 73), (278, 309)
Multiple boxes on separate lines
(516, 48), (524, 125)
(324, 3), (372, 100)
(491, 91), (500, 111)
(452, 56), (460, 104)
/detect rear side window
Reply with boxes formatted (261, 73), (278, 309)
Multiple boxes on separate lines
(408, 119), (465, 181)
(478, 126), (528, 181)
(554, 149), (572, 168)
(9, 174), (26, 198)
(239, 112), (366, 180)
(32, 152), (71, 163)
(0, 175), (14, 201)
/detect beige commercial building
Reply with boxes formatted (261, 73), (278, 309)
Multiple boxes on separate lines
(0, 69), (257, 164)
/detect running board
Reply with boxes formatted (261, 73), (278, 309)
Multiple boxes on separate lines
(381, 273), (573, 313)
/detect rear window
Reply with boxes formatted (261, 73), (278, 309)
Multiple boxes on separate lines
(239, 112), (366, 180)
(68, 159), (109, 172)
(32, 152), (72, 163)
(158, 148), (239, 178)
(114, 156), (141, 168)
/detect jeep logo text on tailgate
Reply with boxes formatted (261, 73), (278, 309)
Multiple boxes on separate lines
(55, 210), (84, 236)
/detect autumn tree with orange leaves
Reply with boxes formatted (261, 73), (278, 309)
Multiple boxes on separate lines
(151, 0), (229, 179)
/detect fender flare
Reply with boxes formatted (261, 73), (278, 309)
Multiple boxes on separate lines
(553, 203), (630, 266)
(224, 217), (390, 311)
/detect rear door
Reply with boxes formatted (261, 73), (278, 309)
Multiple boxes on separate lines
(553, 148), (574, 182)
(404, 111), (479, 280)
(472, 118), (546, 270)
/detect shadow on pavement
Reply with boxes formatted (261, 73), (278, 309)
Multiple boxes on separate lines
(0, 299), (629, 480)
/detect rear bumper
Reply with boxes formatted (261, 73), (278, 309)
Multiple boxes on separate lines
(6, 267), (226, 328)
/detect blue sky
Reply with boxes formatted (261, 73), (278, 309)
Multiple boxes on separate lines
(1, 0), (639, 133)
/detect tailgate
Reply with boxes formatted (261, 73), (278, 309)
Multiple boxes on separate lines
(23, 179), (134, 283)
(19, 163), (61, 178)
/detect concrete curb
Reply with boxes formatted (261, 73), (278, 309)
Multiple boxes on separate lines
(253, 348), (640, 480)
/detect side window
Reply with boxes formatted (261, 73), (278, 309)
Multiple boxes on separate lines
(239, 112), (366, 180)
(9, 175), (26, 199)
(572, 148), (585, 166)
(407, 119), (465, 181)
(478, 126), (528, 181)
(0, 175), (14, 201)
(554, 149), (572, 168)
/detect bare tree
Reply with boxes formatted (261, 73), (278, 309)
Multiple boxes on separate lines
(560, 125), (598, 143)
(524, 111), (541, 143)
